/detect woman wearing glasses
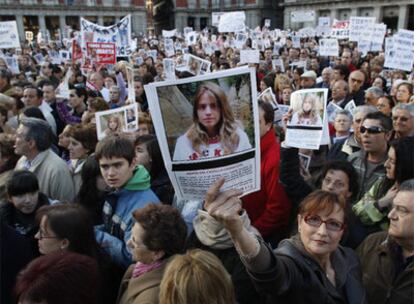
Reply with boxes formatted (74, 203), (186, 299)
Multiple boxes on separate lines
(205, 179), (367, 304)
(34, 203), (122, 304)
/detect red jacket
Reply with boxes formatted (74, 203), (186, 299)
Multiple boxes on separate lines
(242, 129), (291, 238)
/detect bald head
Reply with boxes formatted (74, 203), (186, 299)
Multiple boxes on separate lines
(349, 70), (365, 94)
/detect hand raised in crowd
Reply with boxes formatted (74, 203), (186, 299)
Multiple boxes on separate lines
(204, 177), (244, 237)
(378, 184), (399, 209)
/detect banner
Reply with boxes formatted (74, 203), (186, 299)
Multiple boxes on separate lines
(290, 10), (316, 23)
(80, 15), (131, 57)
(319, 39), (339, 57)
(330, 20), (350, 39)
(0, 21), (20, 49)
(348, 17), (376, 42)
(218, 11), (246, 33)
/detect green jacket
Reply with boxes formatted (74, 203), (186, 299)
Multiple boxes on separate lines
(357, 231), (414, 304)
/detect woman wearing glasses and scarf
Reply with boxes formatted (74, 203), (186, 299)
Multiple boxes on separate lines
(205, 178), (367, 304)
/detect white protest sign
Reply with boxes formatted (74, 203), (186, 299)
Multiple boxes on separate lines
(348, 17), (376, 42)
(240, 50), (260, 64)
(319, 39), (339, 57)
(358, 40), (371, 57)
(291, 10), (316, 23)
(185, 31), (198, 46)
(234, 32), (248, 49)
(59, 50), (70, 61)
(163, 58), (176, 80)
(292, 36), (301, 48)
(330, 20), (350, 39)
(25, 31), (33, 42)
(264, 19), (271, 28)
(318, 17), (331, 27)
(272, 59), (285, 72)
(80, 15), (131, 56)
(218, 11), (246, 33)
(212, 12), (225, 27)
(162, 29), (177, 38)
(4, 56), (19, 74)
(370, 23), (387, 45)
(0, 21), (20, 49)
(183, 27), (193, 36)
(326, 102), (343, 123)
(298, 27), (316, 38)
(164, 38), (175, 57)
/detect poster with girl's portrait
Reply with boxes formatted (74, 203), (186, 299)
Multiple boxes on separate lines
(95, 103), (138, 140)
(144, 66), (260, 201)
(285, 88), (328, 149)
(186, 54), (211, 76)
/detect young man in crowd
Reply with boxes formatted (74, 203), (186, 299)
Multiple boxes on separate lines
(94, 135), (159, 268)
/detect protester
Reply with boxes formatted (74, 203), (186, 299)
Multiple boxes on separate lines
(117, 203), (187, 304)
(14, 118), (75, 202)
(159, 249), (237, 304)
(14, 251), (99, 304)
(391, 103), (414, 139)
(205, 179), (366, 303)
(357, 179), (414, 304)
(0, 134), (19, 200)
(94, 135), (159, 268)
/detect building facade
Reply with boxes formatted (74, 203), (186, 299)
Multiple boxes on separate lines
(281, 0), (414, 31)
(0, 0), (147, 41)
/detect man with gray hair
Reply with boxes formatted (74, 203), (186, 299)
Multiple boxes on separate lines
(364, 86), (384, 106)
(357, 179), (414, 304)
(14, 118), (75, 202)
(329, 80), (349, 108)
(392, 103), (414, 139)
(327, 105), (378, 160)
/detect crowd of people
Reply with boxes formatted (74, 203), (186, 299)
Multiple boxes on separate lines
(1, 21), (414, 304)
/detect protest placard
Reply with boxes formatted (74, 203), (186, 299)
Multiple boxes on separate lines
(330, 20), (350, 39)
(384, 30), (414, 72)
(258, 88), (278, 109)
(185, 54), (211, 75)
(212, 12), (225, 27)
(348, 17), (376, 43)
(164, 38), (175, 57)
(326, 102), (343, 123)
(0, 21), (20, 49)
(218, 11), (246, 33)
(25, 31), (33, 42)
(290, 10), (316, 23)
(240, 50), (260, 64)
(344, 100), (356, 114)
(144, 66), (260, 201)
(125, 64), (135, 102)
(162, 29), (177, 38)
(4, 56), (20, 74)
(264, 19), (271, 28)
(318, 17), (331, 27)
(95, 103), (138, 140)
(183, 27), (193, 36)
(292, 36), (301, 48)
(80, 15), (131, 57)
(185, 31), (198, 46)
(319, 39), (339, 57)
(85, 42), (116, 68)
(298, 27), (316, 38)
(234, 32), (248, 49)
(59, 50), (70, 62)
(163, 58), (176, 80)
(272, 59), (285, 73)
(285, 88), (328, 150)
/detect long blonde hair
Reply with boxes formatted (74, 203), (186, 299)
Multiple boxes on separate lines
(159, 249), (236, 304)
(187, 82), (240, 155)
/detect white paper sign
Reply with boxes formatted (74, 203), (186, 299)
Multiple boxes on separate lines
(185, 31), (198, 46)
(162, 29), (177, 38)
(348, 17), (376, 42)
(163, 58), (176, 80)
(0, 21), (20, 49)
(212, 12), (225, 27)
(240, 50), (260, 64)
(319, 39), (339, 57)
(291, 10), (316, 23)
(318, 17), (331, 27)
(218, 11), (246, 33)
(330, 20), (350, 39)
(4, 56), (20, 74)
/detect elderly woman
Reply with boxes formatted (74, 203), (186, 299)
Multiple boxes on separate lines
(117, 203), (187, 304)
(205, 179), (367, 303)
(173, 82), (251, 161)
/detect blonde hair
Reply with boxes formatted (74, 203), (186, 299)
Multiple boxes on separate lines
(187, 82), (240, 155)
(159, 249), (236, 304)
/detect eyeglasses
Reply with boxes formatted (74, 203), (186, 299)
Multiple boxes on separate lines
(392, 116), (410, 122)
(38, 229), (59, 240)
(304, 215), (345, 232)
(360, 125), (385, 134)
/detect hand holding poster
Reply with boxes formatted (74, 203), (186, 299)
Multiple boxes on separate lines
(285, 88), (328, 150)
(0, 21), (20, 49)
(144, 66), (260, 201)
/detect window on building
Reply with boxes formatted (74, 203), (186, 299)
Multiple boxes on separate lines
(187, 17), (195, 28)
(200, 17), (208, 30)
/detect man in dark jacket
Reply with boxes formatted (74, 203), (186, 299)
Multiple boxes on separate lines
(357, 179), (414, 304)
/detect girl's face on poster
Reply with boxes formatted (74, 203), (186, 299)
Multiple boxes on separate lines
(135, 143), (151, 172)
(197, 92), (221, 135)
(302, 98), (313, 112)
(108, 117), (119, 131)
